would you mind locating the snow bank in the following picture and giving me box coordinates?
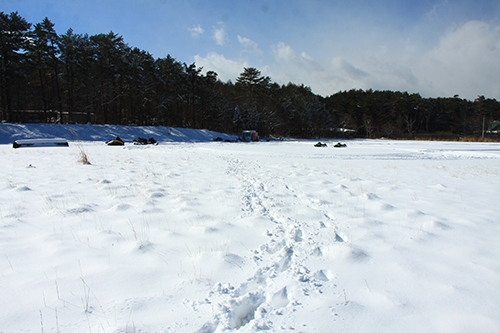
[0,123,236,144]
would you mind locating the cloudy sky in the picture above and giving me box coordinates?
[2,0,500,100]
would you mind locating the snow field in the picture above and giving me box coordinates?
[1,139,499,332]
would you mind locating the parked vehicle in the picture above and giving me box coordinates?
[241,130,259,142]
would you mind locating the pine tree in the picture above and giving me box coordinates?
[0,12,31,121]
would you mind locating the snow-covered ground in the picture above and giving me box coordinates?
[1,124,499,333]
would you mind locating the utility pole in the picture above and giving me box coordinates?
[482,115,485,139]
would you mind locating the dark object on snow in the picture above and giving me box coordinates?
[214,136,238,142]
[314,142,327,147]
[106,136,125,146]
[334,142,347,148]
[133,137,158,145]
[13,138,69,149]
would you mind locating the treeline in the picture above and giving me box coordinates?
[1,12,499,138]
[325,90,500,139]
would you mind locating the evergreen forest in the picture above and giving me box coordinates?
[2,12,499,139]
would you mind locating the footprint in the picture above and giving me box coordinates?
[269,287,289,309]
[276,247,293,272]
[113,203,131,211]
[150,192,165,199]
[225,291,266,329]
[291,228,303,242]
[311,247,323,256]
[380,203,396,211]
[66,204,95,214]
[16,185,32,192]
[363,192,379,200]
[314,269,334,281]
[224,253,245,268]
[422,220,452,231]
[349,247,369,262]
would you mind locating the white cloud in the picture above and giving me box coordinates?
[417,20,500,99]
[196,39,405,96]
[188,24,204,37]
[237,35,262,55]
[194,52,248,82]
[269,42,345,94]
[315,20,500,99]
[272,42,319,68]
[277,20,500,99]
[266,42,418,96]
[300,52,313,61]
[272,42,295,62]
[196,20,500,100]
[425,0,447,21]
[213,26,227,46]
[331,57,369,81]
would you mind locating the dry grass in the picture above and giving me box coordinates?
[78,146,91,165]
[458,136,499,142]
[407,135,499,142]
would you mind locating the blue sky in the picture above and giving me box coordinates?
[2,0,500,100]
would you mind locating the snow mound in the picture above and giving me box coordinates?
[0,123,236,144]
